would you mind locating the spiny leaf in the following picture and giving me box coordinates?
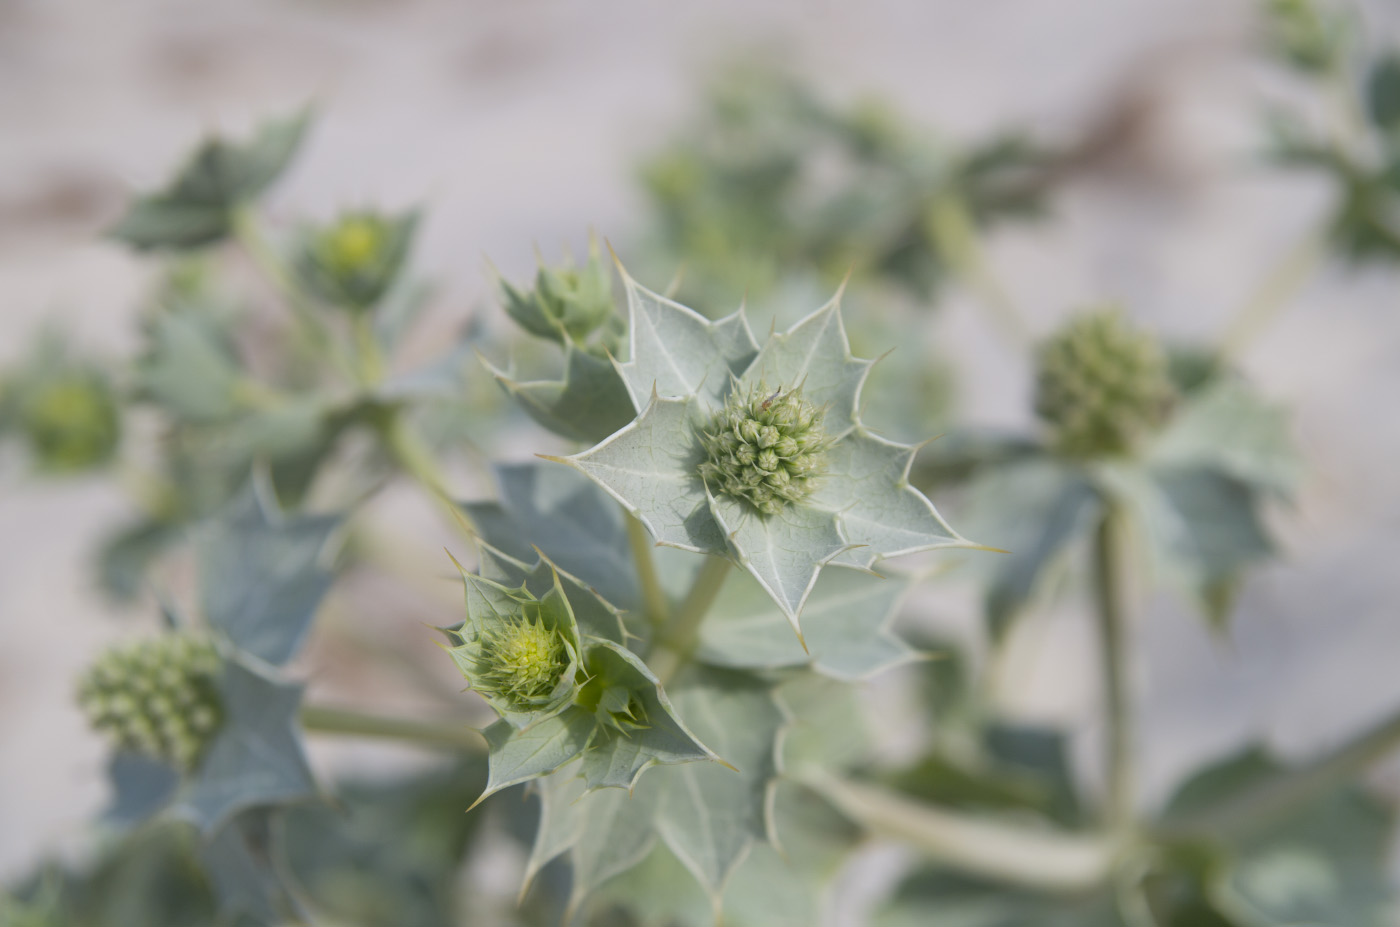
[478,709,599,803]
[653,669,786,899]
[1148,379,1303,496]
[1161,746,1396,926]
[614,271,758,411]
[199,810,298,925]
[960,459,1102,644]
[575,640,720,791]
[136,302,244,422]
[698,566,916,680]
[486,345,635,444]
[707,490,847,626]
[558,395,726,554]
[817,428,972,569]
[110,110,311,251]
[195,483,342,666]
[1102,463,1273,633]
[741,294,872,438]
[171,656,317,835]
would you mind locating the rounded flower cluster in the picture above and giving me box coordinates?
[22,374,121,472]
[297,211,409,311]
[77,634,223,773]
[1034,309,1176,458]
[501,253,622,355]
[698,384,831,515]
[477,611,574,710]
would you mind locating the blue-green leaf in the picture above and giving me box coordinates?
[576,640,719,790]
[486,345,634,444]
[654,670,786,898]
[196,484,342,666]
[479,709,599,802]
[962,459,1101,643]
[698,566,916,680]
[741,295,872,438]
[172,656,317,834]
[560,395,726,554]
[614,271,758,411]
[110,110,311,251]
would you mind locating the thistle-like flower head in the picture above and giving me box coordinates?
[446,570,583,728]
[295,209,417,311]
[1034,308,1176,459]
[21,372,121,472]
[697,383,832,515]
[501,244,623,355]
[77,634,223,773]
[551,266,982,637]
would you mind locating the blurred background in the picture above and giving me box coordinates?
[4,0,1400,919]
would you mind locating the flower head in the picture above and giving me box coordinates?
[697,383,831,515]
[77,634,223,772]
[1034,308,1175,458]
[553,267,982,637]
[501,244,622,355]
[295,210,417,311]
[21,372,121,472]
[446,571,583,727]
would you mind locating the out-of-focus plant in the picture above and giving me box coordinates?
[635,63,1052,312]
[6,25,1400,927]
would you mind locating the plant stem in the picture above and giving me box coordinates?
[926,194,1028,347]
[1220,231,1325,359]
[299,704,482,751]
[625,512,669,631]
[351,314,386,387]
[650,555,731,684]
[1094,501,1134,838]
[800,772,1114,893]
[1164,703,1400,839]
[375,408,476,542]
[230,207,357,383]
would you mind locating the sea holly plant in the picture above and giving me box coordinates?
[14,48,1400,927]
[551,267,984,636]
[927,307,1303,641]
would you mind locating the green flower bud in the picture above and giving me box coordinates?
[446,580,582,725]
[501,245,622,355]
[697,384,832,515]
[20,372,120,472]
[1034,309,1176,459]
[1266,0,1346,74]
[295,210,417,312]
[76,634,223,773]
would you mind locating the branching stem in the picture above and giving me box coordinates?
[650,555,731,684]
[1163,703,1400,839]
[625,512,670,632]
[1220,230,1325,359]
[299,704,482,751]
[926,194,1028,346]
[1094,501,1134,838]
[230,207,358,383]
[800,772,1114,893]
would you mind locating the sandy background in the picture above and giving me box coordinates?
[3,0,1400,907]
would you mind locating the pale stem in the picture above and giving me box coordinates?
[1094,501,1135,837]
[299,704,482,751]
[1163,702,1400,839]
[230,207,358,383]
[1220,231,1325,359]
[351,313,386,388]
[650,554,731,684]
[800,772,1114,894]
[926,194,1029,346]
[624,512,669,631]
[376,409,477,543]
